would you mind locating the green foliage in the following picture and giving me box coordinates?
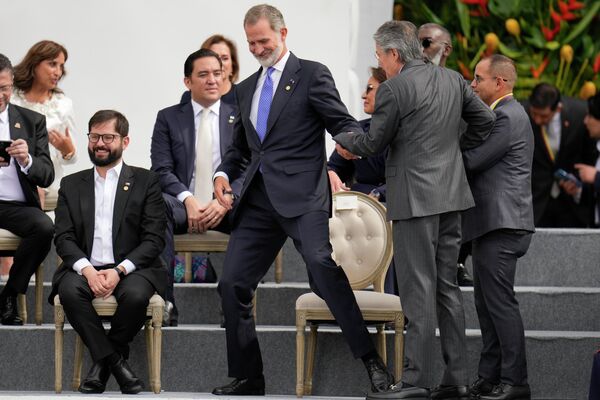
[394,0,600,98]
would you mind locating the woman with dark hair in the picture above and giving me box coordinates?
[12,40,77,195]
[327,67,388,199]
[574,93,600,226]
[1,40,77,281]
[181,34,240,105]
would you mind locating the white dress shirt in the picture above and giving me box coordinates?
[0,104,33,202]
[11,90,78,192]
[214,50,291,183]
[72,161,135,274]
[250,50,291,129]
[177,99,222,203]
[546,111,562,156]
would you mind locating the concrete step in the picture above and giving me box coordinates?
[15,283,600,332]
[0,324,594,399]
[28,228,600,287]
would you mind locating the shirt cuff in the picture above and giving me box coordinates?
[19,153,33,174]
[73,258,92,275]
[213,171,229,181]
[119,259,136,274]
[177,191,194,203]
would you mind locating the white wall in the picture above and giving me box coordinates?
[1,0,391,175]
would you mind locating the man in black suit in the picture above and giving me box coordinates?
[464,55,535,400]
[525,83,597,227]
[0,53,54,325]
[150,49,242,325]
[212,4,393,396]
[49,110,167,394]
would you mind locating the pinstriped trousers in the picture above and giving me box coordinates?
[392,211,468,389]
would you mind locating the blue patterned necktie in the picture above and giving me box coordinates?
[256,67,275,142]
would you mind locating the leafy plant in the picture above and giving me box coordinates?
[394,0,600,99]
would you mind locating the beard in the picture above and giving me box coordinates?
[254,42,283,68]
[429,47,445,66]
[88,145,123,167]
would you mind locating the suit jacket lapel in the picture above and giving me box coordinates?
[178,102,196,186]
[112,164,134,242]
[241,70,261,146]
[79,169,95,255]
[265,53,301,141]
[8,105,26,141]
[219,102,236,156]
[8,105,27,176]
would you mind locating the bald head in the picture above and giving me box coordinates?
[418,23,452,66]
[487,54,517,89]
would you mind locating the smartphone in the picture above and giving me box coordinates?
[554,168,582,187]
[0,140,11,167]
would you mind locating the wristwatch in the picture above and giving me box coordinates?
[114,267,126,279]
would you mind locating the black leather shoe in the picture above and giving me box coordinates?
[480,383,531,400]
[364,354,395,392]
[109,356,144,394]
[0,295,23,325]
[367,382,430,399]
[431,384,469,399]
[212,376,265,395]
[470,377,497,398]
[78,359,110,394]
[457,264,474,286]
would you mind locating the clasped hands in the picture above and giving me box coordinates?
[184,195,228,234]
[82,266,121,299]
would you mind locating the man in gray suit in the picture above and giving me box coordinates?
[463,55,534,400]
[335,21,495,399]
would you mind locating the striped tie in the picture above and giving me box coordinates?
[256,67,275,142]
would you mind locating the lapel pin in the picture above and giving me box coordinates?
[14,123,20,129]
[228,115,235,124]
[286,79,295,91]
[123,182,131,191]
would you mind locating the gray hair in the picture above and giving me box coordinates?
[244,4,286,31]
[374,21,422,63]
[418,23,451,43]
[0,54,13,75]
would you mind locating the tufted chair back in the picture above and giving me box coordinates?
[329,191,393,292]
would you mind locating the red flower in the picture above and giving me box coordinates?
[568,0,585,10]
[594,54,600,74]
[531,57,550,79]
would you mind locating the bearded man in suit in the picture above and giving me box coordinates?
[50,110,166,394]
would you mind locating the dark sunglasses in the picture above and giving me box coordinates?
[422,37,449,49]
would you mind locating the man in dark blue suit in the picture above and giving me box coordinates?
[212,4,393,396]
[150,49,241,325]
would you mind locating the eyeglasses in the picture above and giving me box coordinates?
[421,37,449,49]
[472,75,509,85]
[0,84,13,94]
[365,84,375,95]
[87,133,122,143]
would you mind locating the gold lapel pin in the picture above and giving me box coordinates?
[123,182,131,191]
[285,85,291,91]
[14,123,20,129]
